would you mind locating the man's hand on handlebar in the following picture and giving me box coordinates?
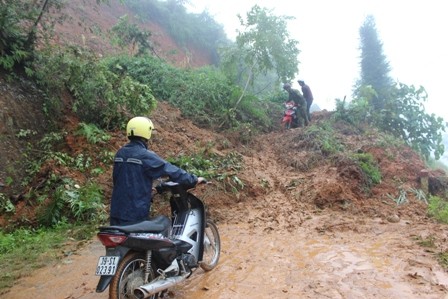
[197,177,207,185]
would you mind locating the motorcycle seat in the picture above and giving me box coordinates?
[101,215,171,236]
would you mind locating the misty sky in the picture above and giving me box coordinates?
[186,0,448,122]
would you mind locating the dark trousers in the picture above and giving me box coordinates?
[306,100,312,121]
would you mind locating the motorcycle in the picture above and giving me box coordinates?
[95,180,221,299]
[281,101,297,130]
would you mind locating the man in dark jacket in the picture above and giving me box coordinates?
[109,116,204,225]
[283,83,309,127]
[298,80,314,121]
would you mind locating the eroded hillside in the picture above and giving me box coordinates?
[3,102,448,299]
[1,1,448,297]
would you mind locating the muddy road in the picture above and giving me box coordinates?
[4,213,448,299]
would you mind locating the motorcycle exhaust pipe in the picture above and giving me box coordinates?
[134,274,188,299]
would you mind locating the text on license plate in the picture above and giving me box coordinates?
[95,256,119,276]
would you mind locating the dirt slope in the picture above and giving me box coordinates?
[2,1,448,298]
[53,0,212,68]
[3,103,448,299]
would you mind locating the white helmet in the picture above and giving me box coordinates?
[126,117,154,140]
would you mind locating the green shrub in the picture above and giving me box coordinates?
[103,55,273,131]
[37,178,106,227]
[333,96,371,126]
[75,122,111,144]
[0,193,15,214]
[353,153,382,186]
[335,83,446,161]
[299,122,344,156]
[167,150,245,192]
[33,46,157,129]
[438,251,448,269]
[428,196,448,224]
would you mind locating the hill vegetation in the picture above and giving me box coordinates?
[0,0,448,294]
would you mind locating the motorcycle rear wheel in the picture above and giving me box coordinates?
[200,219,221,271]
[109,251,159,299]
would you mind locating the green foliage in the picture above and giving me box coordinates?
[126,0,227,65]
[15,129,38,138]
[409,187,428,204]
[428,196,448,224]
[376,131,406,149]
[168,151,244,179]
[300,122,344,156]
[0,226,63,257]
[387,188,427,206]
[219,5,299,115]
[352,153,382,187]
[350,15,446,161]
[103,55,273,131]
[20,128,114,188]
[356,15,394,108]
[37,178,106,227]
[0,1,34,70]
[0,193,15,214]
[167,150,245,192]
[0,222,96,291]
[38,131,66,151]
[4,177,13,186]
[234,5,300,82]
[336,83,446,161]
[333,91,372,126]
[32,46,157,129]
[75,122,111,144]
[438,251,448,269]
[0,0,66,71]
[387,188,408,205]
[111,14,153,56]
[383,83,445,160]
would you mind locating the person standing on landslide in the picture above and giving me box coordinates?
[109,116,205,226]
[298,80,314,121]
[283,83,309,127]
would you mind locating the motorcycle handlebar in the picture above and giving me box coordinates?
[154,178,208,194]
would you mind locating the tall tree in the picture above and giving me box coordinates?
[343,14,446,161]
[220,5,300,110]
[111,15,154,57]
[357,15,394,109]
[0,0,111,71]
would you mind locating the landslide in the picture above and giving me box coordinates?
[1,1,448,297]
[1,0,447,258]
[3,102,448,299]
[1,0,447,252]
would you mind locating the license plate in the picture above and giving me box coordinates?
[95,256,120,276]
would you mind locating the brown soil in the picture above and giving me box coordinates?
[1,1,448,298]
[3,103,448,299]
[52,0,212,68]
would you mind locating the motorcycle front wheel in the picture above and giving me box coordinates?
[109,251,159,299]
[200,219,221,271]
